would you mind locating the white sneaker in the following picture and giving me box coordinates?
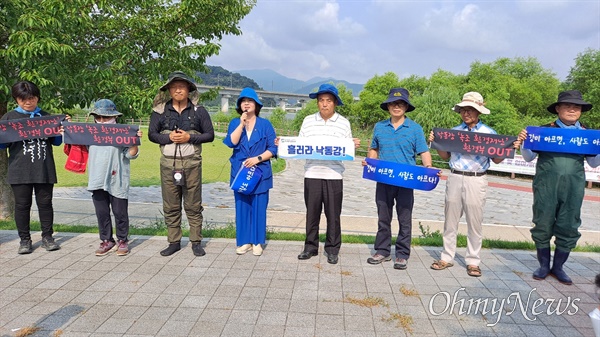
[236,244,252,255]
[252,244,263,256]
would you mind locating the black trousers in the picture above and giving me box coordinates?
[11,183,54,241]
[92,190,130,242]
[374,183,414,259]
[303,178,343,255]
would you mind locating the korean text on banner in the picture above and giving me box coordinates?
[362,158,440,191]
[430,127,517,159]
[523,126,600,155]
[63,122,140,146]
[0,115,64,143]
[230,166,263,195]
[278,136,355,160]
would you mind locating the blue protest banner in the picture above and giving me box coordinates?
[362,158,440,191]
[523,126,600,155]
[230,166,263,195]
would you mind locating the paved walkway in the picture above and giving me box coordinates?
[1,158,599,336]
[1,232,599,337]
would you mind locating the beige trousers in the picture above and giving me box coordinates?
[440,173,487,266]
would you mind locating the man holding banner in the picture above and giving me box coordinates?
[295,84,359,265]
[517,90,600,285]
[429,92,513,277]
[365,87,433,270]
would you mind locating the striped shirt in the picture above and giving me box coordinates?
[299,112,353,179]
[448,121,496,172]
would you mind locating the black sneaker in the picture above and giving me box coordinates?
[18,239,32,254]
[327,253,339,264]
[192,242,205,257]
[394,258,408,270]
[160,242,181,256]
[41,236,60,251]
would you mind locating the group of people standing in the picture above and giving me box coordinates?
[2,71,597,286]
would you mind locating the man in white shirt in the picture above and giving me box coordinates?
[296,84,359,264]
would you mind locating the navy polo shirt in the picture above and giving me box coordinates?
[370,117,429,165]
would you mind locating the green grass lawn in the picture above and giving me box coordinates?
[55,126,286,187]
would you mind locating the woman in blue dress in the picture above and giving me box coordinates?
[224,88,277,256]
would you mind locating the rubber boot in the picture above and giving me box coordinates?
[550,249,573,285]
[532,247,551,280]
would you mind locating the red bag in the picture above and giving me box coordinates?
[63,144,89,173]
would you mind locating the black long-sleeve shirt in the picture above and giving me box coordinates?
[148,99,214,145]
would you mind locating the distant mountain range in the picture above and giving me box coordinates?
[235,68,364,96]
[199,66,364,97]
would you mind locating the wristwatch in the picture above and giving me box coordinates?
[257,155,263,162]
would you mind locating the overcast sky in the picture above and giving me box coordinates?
[207,0,600,85]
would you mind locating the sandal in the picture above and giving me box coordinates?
[431,260,454,270]
[467,265,482,277]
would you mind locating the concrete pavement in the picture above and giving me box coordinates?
[1,158,599,336]
[1,231,599,337]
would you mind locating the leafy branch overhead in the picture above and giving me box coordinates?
[0,0,256,118]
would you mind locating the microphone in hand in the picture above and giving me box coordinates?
[243,110,248,126]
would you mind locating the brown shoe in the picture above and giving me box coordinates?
[116,240,129,256]
[96,240,115,256]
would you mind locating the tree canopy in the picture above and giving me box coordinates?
[0,0,255,219]
[1,0,256,118]
[289,52,599,138]
[564,49,600,127]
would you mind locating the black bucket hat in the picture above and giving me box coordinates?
[547,90,592,113]
[380,87,415,112]
[159,71,198,92]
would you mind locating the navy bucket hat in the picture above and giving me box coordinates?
[308,84,344,106]
[236,87,263,109]
[88,99,123,117]
[547,90,592,114]
[380,87,415,112]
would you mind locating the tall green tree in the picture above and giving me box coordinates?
[409,86,462,135]
[0,0,255,219]
[466,57,559,121]
[405,69,466,134]
[291,82,355,131]
[564,48,600,128]
[353,72,402,128]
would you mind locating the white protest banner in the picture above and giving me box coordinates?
[278,136,355,160]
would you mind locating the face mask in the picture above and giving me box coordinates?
[95,117,117,124]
